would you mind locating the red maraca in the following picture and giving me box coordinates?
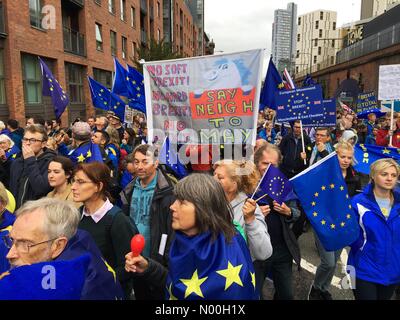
[130,234,145,257]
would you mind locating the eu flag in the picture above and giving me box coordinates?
[302,74,316,87]
[127,65,146,114]
[5,145,20,162]
[276,85,324,123]
[112,58,130,97]
[259,57,285,111]
[166,231,258,300]
[159,137,188,179]
[88,76,126,122]
[252,164,293,204]
[0,254,90,300]
[301,99,337,128]
[290,152,360,251]
[39,58,69,119]
[68,141,103,164]
[354,144,400,175]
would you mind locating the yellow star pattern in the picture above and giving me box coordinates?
[313,212,318,217]
[321,186,326,191]
[77,153,86,163]
[382,148,391,155]
[346,214,351,219]
[314,192,319,197]
[103,259,116,282]
[250,272,256,289]
[321,220,326,225]
[341,222,346,227]
[311,201,316,206]
[167,283,177,300]
[330,184,335,189]
[86,150,92,158]
[340,186,344,191]
[216,261,244,291]
[330,224,336,229]
[180,270,208,299]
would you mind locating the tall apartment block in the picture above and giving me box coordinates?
[271,2,297,74]
[295,10,339,77]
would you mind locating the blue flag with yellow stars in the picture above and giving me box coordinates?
[166,231,259,300]
[159,137,188,179]
[68,141,103,164]
[253,164,293,205]
[127,65,146,114]
[354,144,400,175]
[5,145,20,162]
[39,58,69,119]
[259,57,285,111]
[276,85,324,123]
[112,58,131,97]
[290,152,360,251]
[302,74,316,87]
[88,76,126,122]
[0,254,90,300]
[301,99,337,128]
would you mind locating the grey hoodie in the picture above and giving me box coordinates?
[230,192,273,261]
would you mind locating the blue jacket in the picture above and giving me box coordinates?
[347,184,400,286]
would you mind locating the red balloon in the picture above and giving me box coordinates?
[131,234,145,257]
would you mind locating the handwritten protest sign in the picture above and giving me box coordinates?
[143,50,264,145]
[378,65,400,100]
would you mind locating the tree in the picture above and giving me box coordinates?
[132,38,183,73]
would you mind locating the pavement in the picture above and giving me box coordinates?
[262,228,399,300]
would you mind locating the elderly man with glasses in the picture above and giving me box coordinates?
[2,198,123,299]
[9,124,56,209]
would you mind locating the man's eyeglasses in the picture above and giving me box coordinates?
[22,138,43,144]
[3,235,58,254]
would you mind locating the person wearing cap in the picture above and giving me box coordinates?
[107,112,125,143]
[9,124,56,209]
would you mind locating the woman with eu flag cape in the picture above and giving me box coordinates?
[125,174,259,300]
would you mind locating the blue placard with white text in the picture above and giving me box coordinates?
[275,85,324,123]
[302,99,337,127]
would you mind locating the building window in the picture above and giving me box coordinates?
[320,11,324,20]
[122,36,127,59]
[108,0,115,14]
[318,47,321,55]
[0,50,5,104]
[110,31,117,56]
[333,22,336,30]
[296,66,299,73]
[66,63,84,104]
[131,42,136,59]
[95,23,103,51]
[120,0,126,21]
[314,39,318,46]
[330,56,334,65]
[93,68,112,89]
[313,56,317,64]
[29,0,42,29]
[319,29,323,37]
[22,54,42,104]
[315,21,319,29]
[157,2,160,17]
[131,7,136,28]
[297,34,300,42]
[332,39,335,48]
[298,17,301,25]
[296,50,299,58]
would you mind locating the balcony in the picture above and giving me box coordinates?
[140,0,147,15]
[141,29,147,46]
[0,4,6,37]
[66,0,84,8]
[63,26,86,56]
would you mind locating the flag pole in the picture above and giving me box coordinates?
[389,100,394,147]
[300,120,307,165]
[250,163,271,199]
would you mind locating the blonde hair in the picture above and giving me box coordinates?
[0,181,9,207]
[370,158,400,184]
[0,134,14,148]
[213,160,260,194]
[335,140,355,166]
[105,126,121,146]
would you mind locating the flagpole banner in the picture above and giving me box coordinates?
[356,92,377,113]
[275,85,324,123]
[143,49,264,145]
[354,144,400,175]
[301,99,337,128]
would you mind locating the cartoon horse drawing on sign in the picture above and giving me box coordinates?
[194,58,252,96]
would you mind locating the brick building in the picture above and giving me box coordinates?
[0,0,202,125]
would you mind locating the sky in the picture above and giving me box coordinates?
[204,0,361,57]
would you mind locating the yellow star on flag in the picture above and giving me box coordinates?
[311,201,316,206]
[12,154,17,159]
[341,222,346,227]
[321,186,326,191]
[321,220,326,225]
[86,150,92,158]
[340,186,345,191]
[314,192,319,197]
[216,261,243,291]
[313,212,318,217]
[346,214,351,219]
[330,224,336,229]
[103,259,116,282]
[382,148,391,155]
[330,184,335,189]
[250,272,256,289]
[77,153,86,163]
[167,283,177,300]
[180,270,208,299]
